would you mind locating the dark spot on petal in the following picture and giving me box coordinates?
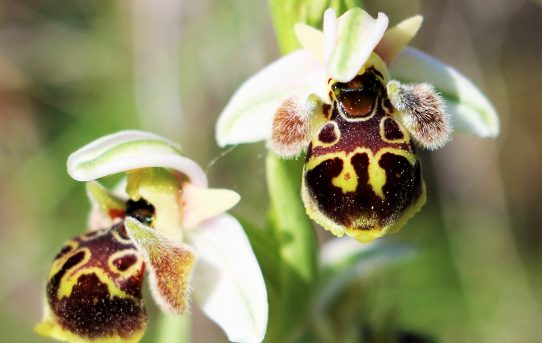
[113,254,138,272]
[383,117,404,141]
[83,231,100,239]
[318,123,338,144]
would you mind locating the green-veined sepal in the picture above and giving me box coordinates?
[390,47,499,138]
[216,50,327,147]
[326,8,389,82]
[67,130,208,188]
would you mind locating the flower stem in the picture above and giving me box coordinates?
[265,155,318,342]
[156,314,191,343]
[268,0,364,53]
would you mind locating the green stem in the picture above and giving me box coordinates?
[265,1,365,341]
[268,0,365,54]
[268,0,303,53]
[265,155,318,342]
[156,314,191,343]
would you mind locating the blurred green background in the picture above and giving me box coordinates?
[1,0,540,342]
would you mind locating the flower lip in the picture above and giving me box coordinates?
[67,130,208,188]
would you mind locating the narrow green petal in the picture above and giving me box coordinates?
[327,8,389,82]
[390,47,499,137]
[86,181,126,220]
[375,15,423,64]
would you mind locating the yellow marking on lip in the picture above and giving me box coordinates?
[332,156,358,192]
[302,170,427,245]
[112,229,133,244]
[58,265,137,302]
[79,230,108,242]
[305,146,417,199]
[35,310,145,343]
[50,246,138,302]
[47,244,87,280]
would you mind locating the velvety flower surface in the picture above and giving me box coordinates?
[215,8,498,243]
[36,130,268,343]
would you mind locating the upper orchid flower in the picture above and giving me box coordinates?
[35,130,268,343]
[216,8,499,243]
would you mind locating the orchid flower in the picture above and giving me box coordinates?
[35,130,268,343]
[216,8,499,243]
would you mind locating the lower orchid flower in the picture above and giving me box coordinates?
[216,8,499,243]
[35,130,268,343]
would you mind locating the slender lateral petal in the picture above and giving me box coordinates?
[181,183,240,229]
[189,214,268,343]
[390,47,499,137]
[375,15,423,64]
[327,8,389,82]
[216,50,328,147]
[125,217,196,315]
[86,181,126,230]
[68,130,208,188]
[294,23,325,64]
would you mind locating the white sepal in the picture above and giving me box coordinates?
[189,214,268,343]
[67,130,208,187]
[216,50,327,147]
[390,47,499,137]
